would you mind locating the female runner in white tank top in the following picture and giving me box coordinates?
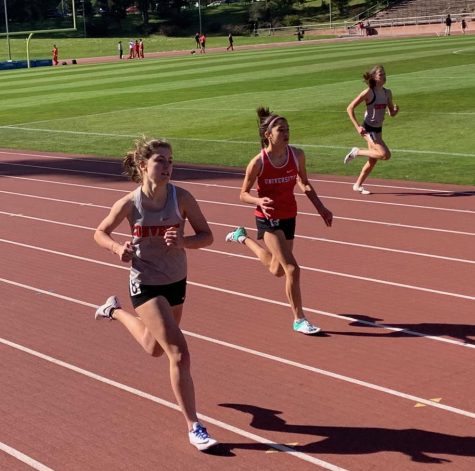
[94,137,217,451]
[344,65,399,195]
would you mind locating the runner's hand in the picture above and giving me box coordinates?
[164,227,184,248]
[117,241,135,262]
[259,197,274,218]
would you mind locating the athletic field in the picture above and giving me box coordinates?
[1,34,474,185]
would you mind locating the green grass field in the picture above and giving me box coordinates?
[1,34,474,185]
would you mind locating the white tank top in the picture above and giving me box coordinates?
[128,184,187,285]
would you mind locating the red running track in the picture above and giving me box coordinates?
[0,149,474,471]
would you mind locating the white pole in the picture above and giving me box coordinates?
[3,0,12,60]
[329,1,332,30]
[198,0,202,34]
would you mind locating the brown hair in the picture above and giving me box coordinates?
[256,106,287,147]
[122,136,172,183]
[363,65,385,89]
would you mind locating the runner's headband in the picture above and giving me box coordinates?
[266,116,285,132]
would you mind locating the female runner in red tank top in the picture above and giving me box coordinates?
[226,107,333,335]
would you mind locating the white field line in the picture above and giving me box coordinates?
[0,443,55,471]
[1,203,472,265]
[0,236,473,350]
[1,184,473,236]
[2,126,475,158]
[0,209,474,299]
[2,172,473,216]
[0,151,475,195]
[0,337,345,470]
[1,278,474,420]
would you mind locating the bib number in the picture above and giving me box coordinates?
[129,279,141,296]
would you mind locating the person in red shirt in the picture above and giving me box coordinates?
[52,44,59,66]
[135,39,140,59]
[226,107,333,335]
[139,38,144,58]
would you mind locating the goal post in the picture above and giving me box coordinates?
[0,0,77,67]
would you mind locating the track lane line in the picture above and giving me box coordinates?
[1,277,474,418]
[1,166,474,215]
[1,149,473,194]
[1,187,473,236]
[0,233,473,349]
[0,443,55,471]
[0,336,347,470]
[0,211,473,300]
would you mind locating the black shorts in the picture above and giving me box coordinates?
[363,121,382,133]
[256,216,296,240]
[130,278,187,309]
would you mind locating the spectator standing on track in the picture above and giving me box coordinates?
[94,137,218,451]
[135,39,140,59]
[445,14,452,36]
[52,44,59,66]
[461,18,467,34]
[225,107,333,335]
[194,32,200,49]
[226,32,234,51]
[199,33,206,53]
[128,40,135,59]
[139,39,144,58]
[118,41,123,59]
[344,65,399,195]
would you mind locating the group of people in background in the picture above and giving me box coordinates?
[444,14,468,36]
[194,32,207,53]
[117,39,144,59]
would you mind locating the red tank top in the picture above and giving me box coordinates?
[254,146,299,219]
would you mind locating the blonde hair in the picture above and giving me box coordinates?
[363,65,385,89]
[122,136,172,183]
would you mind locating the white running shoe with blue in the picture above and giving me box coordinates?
[188,422,218,451]
[293,318,321,335]
[225,226,247,244]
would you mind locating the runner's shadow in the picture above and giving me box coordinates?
[375,190,475,198]
[327,314,475,346]
[0,157,244,182]
[219,403,475,463]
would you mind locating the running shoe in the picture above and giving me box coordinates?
[353,184,371,195]
[188,422,218,451]
[344,147,359,164]
[95,296,120,320]
[225,226,247,244]
[293,318,321,335]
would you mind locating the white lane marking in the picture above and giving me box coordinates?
[0,237,473,350]
[1,187,474,236]
[1,208,474,299]
[5,207,474,265]
[2,172,473,215]
[1,126,475,158]
[0,337,345,470]
[1,149,474,194]
[200,247,475,301]
[1,279,474,420]
[0,443,55,471]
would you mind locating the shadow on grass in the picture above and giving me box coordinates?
[217,403,474,463]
